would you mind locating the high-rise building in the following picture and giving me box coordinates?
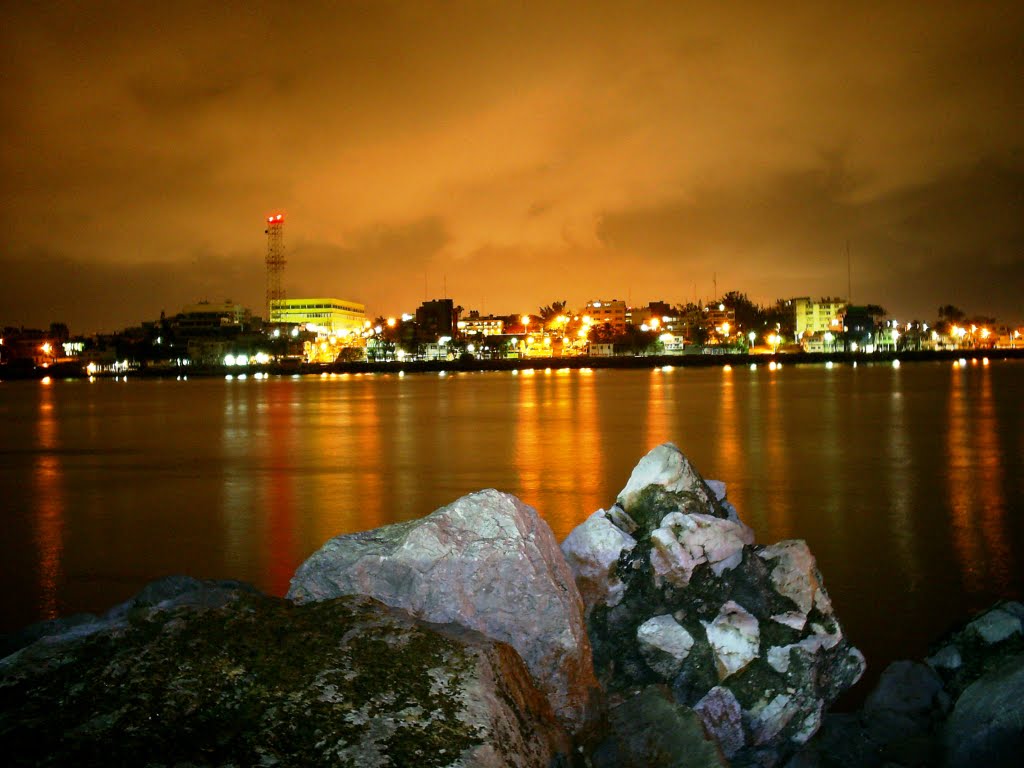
[793,297,846,337]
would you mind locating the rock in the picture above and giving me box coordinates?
[651,513,754,587]
[702,601,760,680]
[694,686,745,759]
[637,614,696,678]
[945,653,1024,768]
[591,685,727,768]
[758,541,831,616]
[568,444,865,766]
[924,600,1024,700]
[926,644,962,671]
[706,479,744,525]
[861,660,944,746]
[617,444,720,516]
[562,509,637,614]
[288,488,598,734]
[1,576,262,662]
[0,589,571,768]
[967,607,1023,644]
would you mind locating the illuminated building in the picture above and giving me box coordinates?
[583,299,627,333]
[794,297,846,338]
[457,312,504,338]
[270,298,366,334]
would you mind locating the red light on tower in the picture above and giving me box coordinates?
[265,212,286,319]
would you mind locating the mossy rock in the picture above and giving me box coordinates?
[0,592,569,768]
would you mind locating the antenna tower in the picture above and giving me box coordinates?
[265,213,286,320]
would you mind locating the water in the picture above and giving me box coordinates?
[2,361,1022,696]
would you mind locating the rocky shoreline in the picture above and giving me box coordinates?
[2,444,1021,766]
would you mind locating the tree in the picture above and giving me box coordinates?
[588,323,617,344]
[938,305,965,324]
[721,291,759,333]
[538,301,567,322]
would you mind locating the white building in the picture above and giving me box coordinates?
[794,297,846,339]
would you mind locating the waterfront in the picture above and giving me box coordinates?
[2,361,1022,695]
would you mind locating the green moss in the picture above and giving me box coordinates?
[624,486,715,534]
[1,595,485,767]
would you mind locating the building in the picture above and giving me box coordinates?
[702,303,736,343]
[457,312,504,338]
[270,298,366,335]
[416,299,458,342]
[175,300,251,336]
[583,299,627,334]
[794,297,846,339]
[629,301,678,330]
[840,305,876,349]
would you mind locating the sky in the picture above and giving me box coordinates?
[1,0,1022,333]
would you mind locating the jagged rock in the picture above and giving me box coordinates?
[0,588,570,768]
[288,488,598,734]
[945,653,1024,768]
[637,614,696,678]
[694,686,745,759]
[926,600,1024,700]
[565,444,865,766]
[562,509,637,614]
[651,513,754,587]
[591,685,727,768]
[706,478,744,525]
[703,601,760,680]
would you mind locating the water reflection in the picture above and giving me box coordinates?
[266,382,298,596]
[513,371,604,538]
[763,367,789,536]
[820,366,841,527]
[948,366,981,591]
[886,379,919,589]
[717,365,742,504]
[646,369,672,447]
[946,365,1009,594]
[977,367,1009,590]
[33,382,64,619]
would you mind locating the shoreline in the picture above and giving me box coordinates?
[2,347,1023,381]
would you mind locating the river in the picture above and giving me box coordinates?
[2,360,1022,694]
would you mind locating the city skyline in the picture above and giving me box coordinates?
[2,1,1022,332]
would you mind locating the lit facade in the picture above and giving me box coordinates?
[703,303,736,335]
[458,314,504,337]
[270,298,366,334]
[794,297,846,338]
[583,299,627,333]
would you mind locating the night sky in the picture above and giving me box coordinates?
[2,1,1022,333]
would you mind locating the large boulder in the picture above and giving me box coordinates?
[0,582,570,768]
[945,653,1024,768]
[288,488,599,734]
[791,601,1024,768]
[562,444,865,766]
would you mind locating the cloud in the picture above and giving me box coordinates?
[1,1,1021,330]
